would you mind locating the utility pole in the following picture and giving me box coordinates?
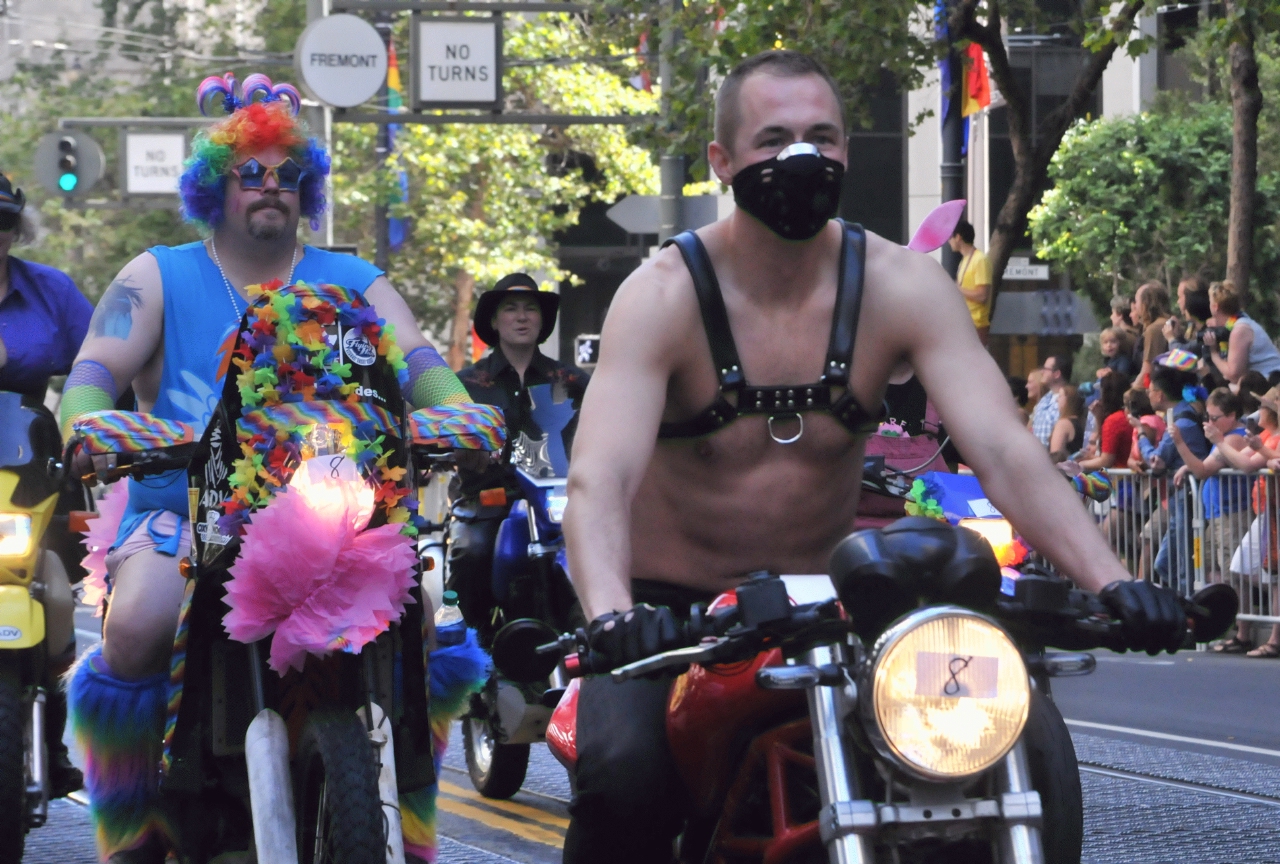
[305,0,335,248]
[657,0,682,243]
[374,10,393,270]
[940,3,965,277]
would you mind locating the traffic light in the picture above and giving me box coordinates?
[34,130,104,198]
[56,137,79,193]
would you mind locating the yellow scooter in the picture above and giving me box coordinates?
[0,391,79,863]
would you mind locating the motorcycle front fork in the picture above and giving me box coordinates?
[805,645,1045,864]
[27,688,48,828]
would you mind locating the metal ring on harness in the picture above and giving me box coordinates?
[767,413,804,445]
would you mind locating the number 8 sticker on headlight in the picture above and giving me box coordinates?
[915,652,999,699]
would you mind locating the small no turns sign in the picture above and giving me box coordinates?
[295,14,387,108]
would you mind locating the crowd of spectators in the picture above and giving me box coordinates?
[1008,277,1280,657]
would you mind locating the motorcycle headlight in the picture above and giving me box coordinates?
[865,606,1029,781]
[545,486,568,523]
[0,513,32,557]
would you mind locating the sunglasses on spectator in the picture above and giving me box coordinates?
[1206,412,1227,422]
[232,157,306,192]
[0,210,20,232]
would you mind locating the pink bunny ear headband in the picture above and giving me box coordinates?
[197,72,302,118]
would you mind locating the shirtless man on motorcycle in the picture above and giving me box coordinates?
[58,77,471,863]
[562,50,1186,863]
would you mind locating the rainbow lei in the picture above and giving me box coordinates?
[904,478,945,521]
[222,280,422,537]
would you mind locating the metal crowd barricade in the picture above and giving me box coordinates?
[1205,470,1280,633]
[1091,468,1280,635]
[1089,469,1202,594]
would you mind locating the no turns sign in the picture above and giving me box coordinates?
[412,17,502,110]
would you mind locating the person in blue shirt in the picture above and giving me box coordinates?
[1138,353,1210,593]
[59,76,475,864]
[0,174,92,398]
[0,172,91,799]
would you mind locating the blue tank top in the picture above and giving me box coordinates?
[115,242,384,553]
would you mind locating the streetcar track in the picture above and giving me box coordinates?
[1078,764,1280,808]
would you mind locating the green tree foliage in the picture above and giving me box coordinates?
[581,0,936,171]
[334,14,658,362]
[1028,103,1280,332]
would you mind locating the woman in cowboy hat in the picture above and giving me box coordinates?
[451,274,590,631]
[460,272,589,445]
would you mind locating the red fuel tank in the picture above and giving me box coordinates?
[665,593,806,816]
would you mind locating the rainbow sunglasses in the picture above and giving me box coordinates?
[232,157,307,192]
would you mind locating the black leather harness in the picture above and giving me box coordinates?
[657,219,885,441]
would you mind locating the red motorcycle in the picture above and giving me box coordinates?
[536,517,1237,864]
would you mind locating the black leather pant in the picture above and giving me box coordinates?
[562,581,714,864]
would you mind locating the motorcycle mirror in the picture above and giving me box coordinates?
[1187,583,1239,643]
[828,528,918,641]
[491,618,562,683]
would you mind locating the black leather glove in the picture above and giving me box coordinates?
[1099,580,1186,656]
[585,604,685,673]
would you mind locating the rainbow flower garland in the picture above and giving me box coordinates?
[221,280,425,538]
[904,478,945,521]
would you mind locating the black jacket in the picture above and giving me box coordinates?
[456,347,590,492]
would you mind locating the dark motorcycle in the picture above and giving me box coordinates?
[540,518,1237,864]
[438,382,581,798]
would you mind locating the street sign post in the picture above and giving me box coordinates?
[411,16,502,110]
[1002,256,1050,281]
[34,130,105,197]
[123,132,185,196]
[606,194,728,235]
[295,13,388,108]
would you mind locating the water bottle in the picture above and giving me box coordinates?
[434,590,466,646]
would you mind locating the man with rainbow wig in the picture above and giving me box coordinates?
[59,74,482,863]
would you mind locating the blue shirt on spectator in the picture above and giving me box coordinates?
[0,257,92,398]
[1138,401,1209,472]
[1202,426,1251,518]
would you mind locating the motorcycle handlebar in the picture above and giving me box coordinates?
[535,600,843,681]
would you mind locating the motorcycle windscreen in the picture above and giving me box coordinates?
[0,391,37,470]
[512,382,576,479]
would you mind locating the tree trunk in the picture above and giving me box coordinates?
[958,0,1143,298]
[1226,0,1262,294]
[446,174,488,371]
[447,269,475,371]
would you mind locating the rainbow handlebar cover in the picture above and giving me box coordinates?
[237,401,399,443]
[409,404,506,452]
[72,411,196,455]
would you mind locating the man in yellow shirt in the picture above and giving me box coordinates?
[948,218,992,344]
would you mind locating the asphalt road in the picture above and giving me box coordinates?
[26,608,1280,864]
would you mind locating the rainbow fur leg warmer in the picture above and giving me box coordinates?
[401,628,490,863]
[404,345,470,410]
[66,645,170,859]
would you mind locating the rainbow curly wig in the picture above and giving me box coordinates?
[180,73,330,229]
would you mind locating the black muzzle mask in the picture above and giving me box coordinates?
[731,143,845,241]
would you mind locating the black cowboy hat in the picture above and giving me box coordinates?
[473,273,559,346]
[0,174,26,215]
